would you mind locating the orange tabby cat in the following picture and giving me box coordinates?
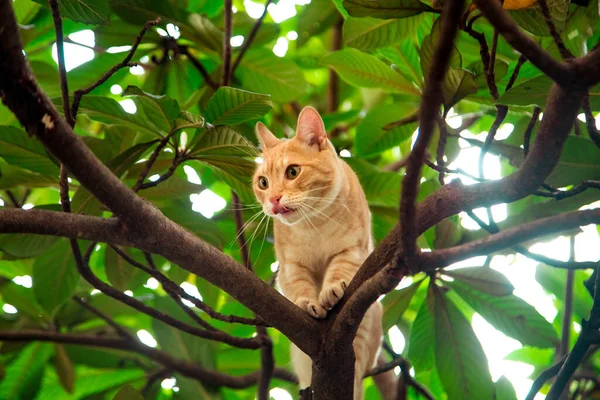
[253,106,382,399]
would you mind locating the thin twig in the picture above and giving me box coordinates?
[71,18,160,120]
[222,0,233,87]
[554,180,600,200]
[523,107,542,157]
[231,0,274,76]
[582,96,600,149]
[537,0,572,60]
[526,355,568,400]
[558,236,576,361]
[505,55,527,93]
[436,115,448,185]
[383,112,419,131]
[48,0,74,127]
[72,296,135,340]
[132,132,178,192]
[327,17,343,113]
[179,46,219,90]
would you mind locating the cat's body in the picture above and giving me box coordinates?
[253,107,382,400]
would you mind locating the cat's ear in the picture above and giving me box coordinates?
[296,106,328,151]
[256,122,280,150]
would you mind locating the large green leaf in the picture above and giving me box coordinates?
[378,40,423,86]
[510,0,571,36]
[190,127,258,158]
[344,15,425,52]
[322,49,420,95]
[33,241,80,315]
[442,266,514,296]
[109,0,221,52]
[407,290,434,371]
[346,159,401,208]
[236,49,308,103]
[354,103,418,157]
[297,0,339,47]
[432,286,495,400]
[536,264,592,321]
[342,0,433,18]
[0,343,53,399]
[0,280,49,321]
[33,0,110,25]
[382,279,423,330]
[0,126,59,176]
[104,246,145,292]
[449,280,559,348]
[0,234,59,259]
[54,344,75,394]
[123,86,181,135]
[495,376,518,400]
[204,87,272,126]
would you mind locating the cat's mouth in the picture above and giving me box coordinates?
[272,205,295,215]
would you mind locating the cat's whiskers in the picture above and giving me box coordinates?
[227,209,264,249]
[298,202,341,226]
[296,205,324,239]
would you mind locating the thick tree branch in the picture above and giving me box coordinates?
[421,208,600,270]
[473,0,572,86]
[0,2,320,355]
[0,330,296,388]
[400,0,465,259]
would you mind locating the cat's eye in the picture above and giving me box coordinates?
[257,176,269,189]
[285,165,301,180]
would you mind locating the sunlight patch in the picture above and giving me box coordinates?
[388,326,405,354]
[137,330,157,347]
[270,387,293,400]
[119,99,137,114]
[183,165,202,185]
[191,189,226,218]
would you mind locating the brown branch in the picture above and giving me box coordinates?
[558,237,576,361]
[132,133,177,192]
[436,116,447,185]
[473,0,572,86]
[547,266,600,398]
[582,95,600,148]
[327,17,343,113]
[424,159,484,182]
[0,330,297,388]
[421,208,600,270]
[222,0,233,87]
[505,55,527,92]
[231,0,274,76]
[48,0,74,127]
[366,356,435,400]
[383,112,419,131]
[72,296,134,340]
[0,3,320,354]
[523,107,541,157]
[554,180,600,200]
[537,0,572,60]
[179,46,219,91]
[526,356,568,400]
[71,18,160,120]
[400,0,465,260]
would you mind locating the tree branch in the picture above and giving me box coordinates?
[473,0,572,86]
[400,0,465,259]
[421,208,600,270]
[537,0,572,60]
[222,0,233,87]
[231,0,274,77]
[0,330,296,389]
[71,18,160,120]
[526,355,568,400]
[72,296,135,341]
[48,0,74,127]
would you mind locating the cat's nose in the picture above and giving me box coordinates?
[269,195,281,205]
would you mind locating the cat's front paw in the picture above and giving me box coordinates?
[295,297,327,319]
[319,280,347,310]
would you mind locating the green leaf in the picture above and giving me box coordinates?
[354,104,418,157]
[432,285,495,400]
[536,265,592,321]
[441,68,478,108]
[72,96,162,137]
[161,200,227,248]
[190,127,258,157]
[236,49,308,103]
[112,384,143,400]
[420,18,462,75]
[344,15,425,52]
[54,344,75,394]
[347,159,401,208]
[72,140,156,215]
[0,343,53,400]
[407,291,434,370]
[33,0,110,25]
[449,280,559,348]
[382,279,423,331]
[510,0,571,36]
[497,75,553,107]
[123,86,181,135]
[204,87,272,126]
[443,266,514,296]
[0,234,59,259]
[342,0,433,18]
[495,376,518,400]
[378,41,423,86]
[104,246,144,292]
[33,241,80,315]
[0,126,59,176]
[0,280,49,321]
[297,0,339,47]
[109,0,221,52]
[322,49,419,95]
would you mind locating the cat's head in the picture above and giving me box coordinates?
[253,107,341,226]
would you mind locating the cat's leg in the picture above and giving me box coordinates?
[352,302,383,400]
[291,344,312,391]
[280,262,327,319]
[319,247,362,309]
